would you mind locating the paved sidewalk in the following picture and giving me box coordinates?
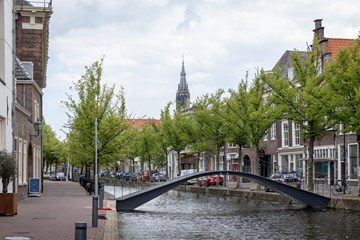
[0,180,117,240]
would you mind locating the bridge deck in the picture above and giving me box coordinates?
[116,171,331,211]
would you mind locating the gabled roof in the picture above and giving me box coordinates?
[128,119,161,129]
[326,38,355,61]
[272,50,306,77]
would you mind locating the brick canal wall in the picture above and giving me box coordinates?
[176,185,360,212]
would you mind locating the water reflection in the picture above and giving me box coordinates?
[105,186,360,240]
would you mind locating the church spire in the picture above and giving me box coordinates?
[176,56,190,110]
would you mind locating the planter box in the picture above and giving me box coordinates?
[0,193,17,216]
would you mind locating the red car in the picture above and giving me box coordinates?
[198,175,224,187]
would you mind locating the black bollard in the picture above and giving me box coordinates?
[75,222,87,240]
[92,196,98,227]
[99,184,104,208]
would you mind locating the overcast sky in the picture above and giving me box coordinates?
[44,0,360,140]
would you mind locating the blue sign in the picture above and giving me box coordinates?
[29,178,41,196]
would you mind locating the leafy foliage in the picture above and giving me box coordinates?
[0,150,16,193]
[63,58,130,175]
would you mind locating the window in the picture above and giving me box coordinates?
[349,144,358,180]
[293,123,300,146]
[228,143,237,148]
[295,154,303,178]
[263,131,268,141]
[315,162,328,178]
[316,59,322,75]
[282,121,289,147]
[0,117,3,149]
[271,123,276,140]
[34,100,40,122]
[23,141,28,184]
[18,139,23,184]
[281,155,289,172]
[288,67,294,80]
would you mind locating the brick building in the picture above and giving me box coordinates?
[257,19,356,186]
[14,0,52,200]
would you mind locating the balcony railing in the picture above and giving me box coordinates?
[16,0,52,9]
[313,147,336,160]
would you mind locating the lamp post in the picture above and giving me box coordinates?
[342,124,346,182]
[92,118,99,228]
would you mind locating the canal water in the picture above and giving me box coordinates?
[105,186,360,240]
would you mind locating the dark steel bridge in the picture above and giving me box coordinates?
[116,171,330,211]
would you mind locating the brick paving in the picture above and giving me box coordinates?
[0,180,117,240]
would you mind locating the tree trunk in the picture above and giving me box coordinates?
[148,158,151,171]
[357,135,360,196]
[165,151,169,179]
[236,145,243,188]
[177,151,181,176]
[2,178,9,193]
[308,135,315,192]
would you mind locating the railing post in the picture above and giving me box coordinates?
[75,222,87,240]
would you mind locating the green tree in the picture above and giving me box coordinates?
[247,71,283,175]
[63,58,129,179]
[324,36,360,193]
[123,127,139,173]
[163,103,193,175]
[42,123,62,174]
[194,89,227,182]
[0,150,16,193]
[264,39,335,191]
[137,124,157,172]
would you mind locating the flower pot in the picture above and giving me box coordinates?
[0,193,17,216]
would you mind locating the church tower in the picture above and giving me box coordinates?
[176,57,191,110]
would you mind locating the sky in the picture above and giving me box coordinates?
[43,0,360,140]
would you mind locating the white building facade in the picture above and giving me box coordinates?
[0,0,15,192]
[0,0,14,152]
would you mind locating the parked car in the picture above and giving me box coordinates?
[122,172,134,181]
[266,171,301,191]
[49,173,56,181]
[179,169,196,185]
[115,171,123,180]
[158,173,166,182]
[56,172,66,181]
[149,173,159,182]
[197,175,223,187]
[142,171,151,182]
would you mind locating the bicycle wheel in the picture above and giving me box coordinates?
[332,184,341,195]
[345,184,352,194]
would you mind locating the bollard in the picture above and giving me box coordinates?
[92,196,98,228]
[75,222,87,240]
[99,185,104,208]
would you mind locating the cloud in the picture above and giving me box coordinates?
[45,0,360,139]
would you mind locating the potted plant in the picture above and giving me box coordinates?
[0,149,17,215]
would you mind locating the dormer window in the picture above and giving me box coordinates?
[288,67,294,80]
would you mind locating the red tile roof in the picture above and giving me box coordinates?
[327,38,355,61]
[128,119,161,129]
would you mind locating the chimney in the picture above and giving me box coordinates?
[314,19,322,29]
[313,19,325,42]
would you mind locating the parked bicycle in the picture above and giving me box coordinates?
[332,177,352,195]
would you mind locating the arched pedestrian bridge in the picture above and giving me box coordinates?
[116,171,330,211]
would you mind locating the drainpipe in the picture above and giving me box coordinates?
[12,0,17,193]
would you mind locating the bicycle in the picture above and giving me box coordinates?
[332,177,352,195]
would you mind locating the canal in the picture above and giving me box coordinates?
[105,185,360,239]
